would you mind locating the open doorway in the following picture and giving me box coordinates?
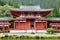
[30,19,34,29]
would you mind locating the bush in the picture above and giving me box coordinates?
[35,36,39,39]
[4,34,9,38]
[47,28,55,34]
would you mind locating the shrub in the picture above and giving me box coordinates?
[1,37,5,39]
[35,36,39,39]
[20,35,25,38]
[31,32,35,34]
[47,28,55,34]
[4,34,9,38]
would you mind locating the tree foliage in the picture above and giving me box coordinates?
[0,4,14,17]
[0,0,6,6]
[47,28,55,34]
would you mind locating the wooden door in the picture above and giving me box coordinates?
[15,22,25,30]
[36,22,46,30]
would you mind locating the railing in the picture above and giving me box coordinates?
[20,16,41,18]
[15,21,26,22]
[35,21,47,22]
[50,23,60,26]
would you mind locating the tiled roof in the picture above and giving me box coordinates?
[0,17,14,21]
[9,5,53,11]
[9,5,53,17]
[20,5,40,11]
[46,18,60,21]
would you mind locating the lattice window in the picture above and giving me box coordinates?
[0,21,9,25]
[4,26,8,30]
[57,27,60,30]
[20,12,25,17]
[35,13,41,17]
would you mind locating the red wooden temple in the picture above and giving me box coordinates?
[0,5,60,33]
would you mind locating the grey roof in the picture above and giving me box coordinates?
[46,18,60,21]
[20,5,41,11]
[9,5,53,11]
[0,17,14,21]
[15,18,26,21]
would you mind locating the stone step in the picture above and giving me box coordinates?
[10,30,46,34]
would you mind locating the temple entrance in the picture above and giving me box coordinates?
[26,19,35,30]
[30,19,34,29]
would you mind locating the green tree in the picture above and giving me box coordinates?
[0,0,6,6]
[0,4,14,17]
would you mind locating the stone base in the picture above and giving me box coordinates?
[10,30,46,34]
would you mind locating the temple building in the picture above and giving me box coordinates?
[0,5,60,33]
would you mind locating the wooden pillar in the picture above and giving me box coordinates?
[14,21,15,30]
[8,26,9,31]
[2,23,5,32]
[34,19,36,30]
[56,23,57,30]
[46,21,47,30]
[42,21,43,30]
[42,20,45,30]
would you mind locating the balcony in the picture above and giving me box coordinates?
[35,21,47,22]
[15,18,26,22]
[19,13,42,18]
[0,22,9,25]
[20,16,41,19]
[15,20,26,22]
[50,23,60,27]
